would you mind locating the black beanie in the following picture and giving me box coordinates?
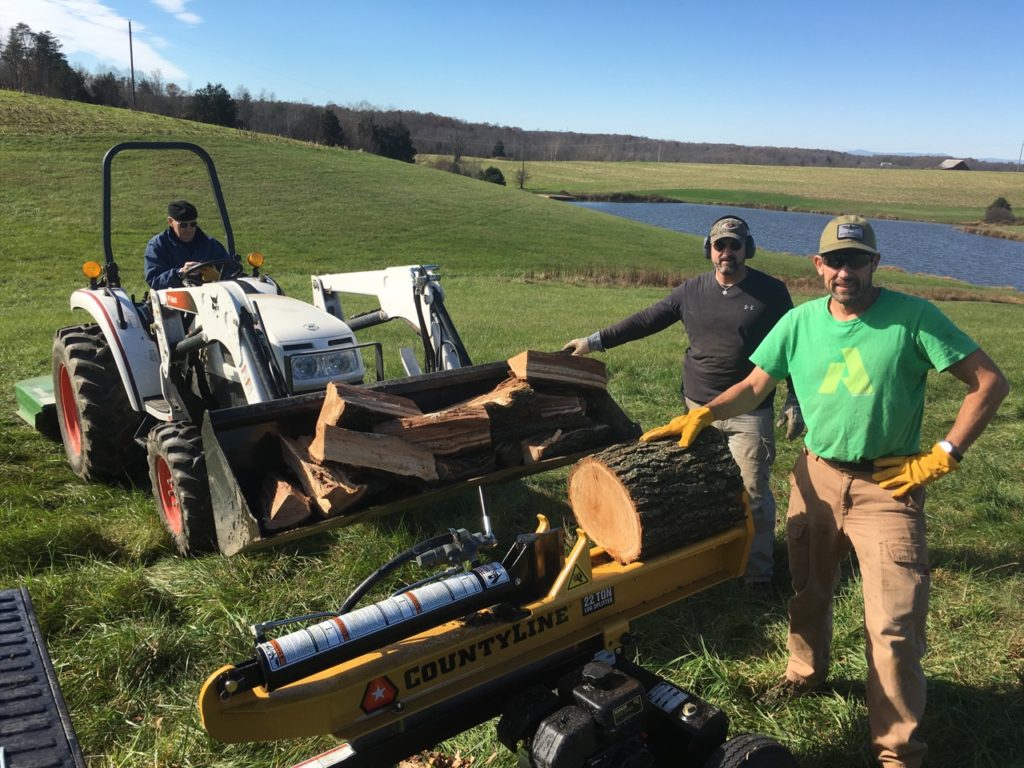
[168,199,198,221]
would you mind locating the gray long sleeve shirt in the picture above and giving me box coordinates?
[596,268,793,409]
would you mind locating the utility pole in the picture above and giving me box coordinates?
[1017,140,1023,172]
[128,20,137,109]
[520,136,526,190]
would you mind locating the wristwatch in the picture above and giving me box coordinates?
[938,440,963,462]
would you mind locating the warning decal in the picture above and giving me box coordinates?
[567,564,590,590]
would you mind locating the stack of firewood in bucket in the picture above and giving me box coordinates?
[258,351,621,532]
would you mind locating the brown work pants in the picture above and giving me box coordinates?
[785,449,929,768]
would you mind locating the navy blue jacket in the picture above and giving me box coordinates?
[144,227,230,289]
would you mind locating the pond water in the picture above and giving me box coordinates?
[573,201,1024,291]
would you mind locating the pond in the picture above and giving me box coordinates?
[573,202,1024,291]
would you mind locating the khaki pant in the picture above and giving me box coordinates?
[687,398,777,583]
[786,449,929,768]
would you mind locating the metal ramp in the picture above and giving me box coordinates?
[0,587,85,767]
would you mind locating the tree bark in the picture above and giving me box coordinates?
[507,350,607,390]
[522,424,611,464]
[568,429,744,564]
[372,405,492,456]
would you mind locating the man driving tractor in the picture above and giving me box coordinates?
[144,199,231,289]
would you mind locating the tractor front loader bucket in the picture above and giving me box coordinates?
[203,362,641,556]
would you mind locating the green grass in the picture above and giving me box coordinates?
[1,90,1022,767]
[433,155,1024,226]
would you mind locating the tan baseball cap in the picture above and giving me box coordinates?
[819,214,878,256]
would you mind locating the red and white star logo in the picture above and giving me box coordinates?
[360,676,398,714]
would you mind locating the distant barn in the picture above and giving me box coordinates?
[939,158,970,170]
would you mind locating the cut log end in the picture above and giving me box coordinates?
[567,458,643,562]
[568,430,745,564]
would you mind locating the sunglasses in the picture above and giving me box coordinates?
[174,220,198,229]
[822,251,872,270]
[713,239,742,252]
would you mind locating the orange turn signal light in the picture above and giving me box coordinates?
[246,252,265,268]
[83,261,102,279]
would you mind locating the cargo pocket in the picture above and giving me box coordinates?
[881,542,930,630]
[786,514,810,592]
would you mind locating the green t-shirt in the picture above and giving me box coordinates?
[750,289,977,461]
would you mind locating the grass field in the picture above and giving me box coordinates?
[1,91,1022,767]
[429,155,1024,228]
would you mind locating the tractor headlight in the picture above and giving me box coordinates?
[289,350,360,382]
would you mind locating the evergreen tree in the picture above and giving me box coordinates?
[0,23,33,91]
[481,166,506,185]
[361,117,416,162]
[189,82,238,127]
[491,139,506,158]
[320,108,346,146]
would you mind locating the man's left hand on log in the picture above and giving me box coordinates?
[639,406,714,448]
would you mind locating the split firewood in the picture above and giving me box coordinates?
[457,375,533,408]
[372,405,492,456]
[280,435,367,516]
[318,381,422,431]
[260,472,314,531]
[309,422,439,482]
[494,440,525,468]
[435,452,498,482]
[521,424,612,464]
[567,429,745,564]
[535,393,589,429]
[507,350,607,391]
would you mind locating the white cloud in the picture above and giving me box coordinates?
[0,0,187,79]
[151,0,202,25]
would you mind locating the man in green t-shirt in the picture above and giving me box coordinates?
[640,215,1009,768]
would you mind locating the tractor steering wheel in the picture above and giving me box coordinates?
[180,258,244,286]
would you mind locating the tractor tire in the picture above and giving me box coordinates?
[52,324,146,483]
[146,422,218,556]
[702,734,798,768]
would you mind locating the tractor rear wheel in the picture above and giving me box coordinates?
[52,324,146,482]
[702,733,798,768]
[146,422,218,555]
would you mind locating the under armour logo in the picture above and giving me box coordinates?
[744,304,756,311]
[819,348,874,395]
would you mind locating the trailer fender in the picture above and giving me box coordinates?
[69,288,162,411]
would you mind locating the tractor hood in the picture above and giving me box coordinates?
[247,294,366,391]
[248,294,356,347]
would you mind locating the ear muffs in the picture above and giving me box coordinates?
[703,215,756,259]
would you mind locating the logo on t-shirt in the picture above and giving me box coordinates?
[819,348,874,396]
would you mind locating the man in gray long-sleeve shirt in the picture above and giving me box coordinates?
[563,215,802,591]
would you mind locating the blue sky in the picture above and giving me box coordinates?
[3,0,1023,161]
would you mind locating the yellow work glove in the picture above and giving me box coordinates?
[872,443,959,498]
[198,263,222,283]
[639,406,714,449]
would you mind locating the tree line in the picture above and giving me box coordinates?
[1,21,1017,172]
